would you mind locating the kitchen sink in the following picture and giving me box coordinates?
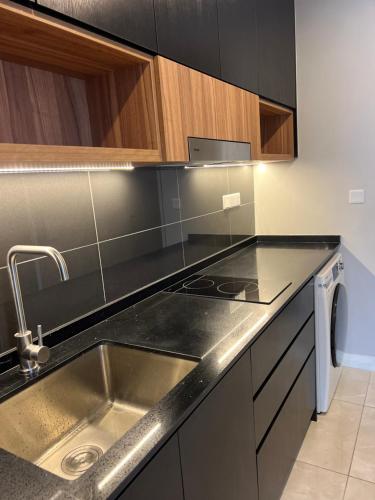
[0,343,198,480]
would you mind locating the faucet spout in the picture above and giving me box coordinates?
[6,245,70,375]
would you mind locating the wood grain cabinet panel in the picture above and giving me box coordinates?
[155,57,260,162]
[0,3,162,164]
[217,0,258,93]
[154,0,220,78]
[38,0,157,51]
[117,435,184,500]
[178,350,258,500]
[256,0,296,108]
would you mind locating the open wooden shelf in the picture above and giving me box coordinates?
[0,2,161,164]
[257,99,294,161]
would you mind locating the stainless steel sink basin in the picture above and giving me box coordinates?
[0,343,198,480]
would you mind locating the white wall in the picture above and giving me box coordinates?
[254,0,375,365]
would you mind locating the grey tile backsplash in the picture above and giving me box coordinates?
[0,165,255,355]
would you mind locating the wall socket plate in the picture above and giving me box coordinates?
[223,192,241,210]
[349,189,365,204]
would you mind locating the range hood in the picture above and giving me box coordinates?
[186,137,252,167]
[0,138,254,174]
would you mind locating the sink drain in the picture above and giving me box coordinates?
[61,445,103,476]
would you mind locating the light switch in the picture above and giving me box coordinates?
[349,189,365,204]
[223,192,241,210]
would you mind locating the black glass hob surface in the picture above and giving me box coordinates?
[165,275,292,305]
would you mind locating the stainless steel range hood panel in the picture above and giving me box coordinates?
[188,137,252,166]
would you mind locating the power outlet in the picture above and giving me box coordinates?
[223,192,241,210]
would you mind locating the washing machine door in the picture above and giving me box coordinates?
[331,283,343,367]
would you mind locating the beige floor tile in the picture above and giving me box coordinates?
[282,461,347,500]
[334,367,370,406]
[351,406,375,483]
[365,372,375,408]
[344,477,375,499]
[298,400,363,474]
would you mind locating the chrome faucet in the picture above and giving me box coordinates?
[7,245,70,376]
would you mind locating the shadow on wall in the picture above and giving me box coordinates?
[337,245,375,363]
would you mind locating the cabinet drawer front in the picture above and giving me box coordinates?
[254,314,315,446]
[257,351,316,500]
[251,280,314,394]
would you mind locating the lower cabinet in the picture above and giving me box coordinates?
[178,350,258,500]
[118,284,316,500]
[257,351,316,500]
[117,435,183,500]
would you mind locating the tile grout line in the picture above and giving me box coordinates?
[343,372,370,495]
[0,202,253,271]
[342,475,350,500]
[296,459,349,477]
[293,460,350,499]
[175,168,186,267]
[87,172,107,303]
[0,242,100,270]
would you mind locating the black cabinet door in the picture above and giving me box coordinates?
[217,0,258,93]
[179,351,258,500]
[37,0,157,51]
[117,435,184,500]
[256,0,296,108]
[154,0,221,78]
[257,351,316,500]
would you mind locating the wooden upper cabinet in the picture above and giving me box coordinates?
[0,2,161,164]
[155,57,260,162]
[38,0,157,51]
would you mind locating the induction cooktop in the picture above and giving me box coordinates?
[165,275,292,305]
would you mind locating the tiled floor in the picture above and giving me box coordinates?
[282,368,375,499]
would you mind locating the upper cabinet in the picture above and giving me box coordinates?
[155,57,260,162]
[33,0,296,110]
[256,0,296,108]
[38,0,157,51]
[0,3,161,164]
[153,0,221,78]
[217,0,258,94]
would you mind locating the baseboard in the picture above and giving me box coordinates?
[337,350,375,371]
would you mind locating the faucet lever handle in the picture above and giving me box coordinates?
[37,324,43,346]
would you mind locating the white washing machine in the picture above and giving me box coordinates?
[315,253,345,413]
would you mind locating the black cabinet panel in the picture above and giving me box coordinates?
[38,0,157,51]
[251,280,314,394]
[254,314,315,446]
[154,0,221,78]
[217,0,258,93]
[256,0,296,107]
[257,351,316,500]
[179,350,258,500]
[118,435,184,500]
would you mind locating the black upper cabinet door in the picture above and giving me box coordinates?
[217,0,258,93]
[154,0,221,78]
[37,0,157,51]
[118,435,184,500]
[256,0,296,108]
[179,350,258,500]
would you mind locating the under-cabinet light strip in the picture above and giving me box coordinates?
[0,163,135,173]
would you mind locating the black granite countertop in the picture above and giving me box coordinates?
[0,238,339,500]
